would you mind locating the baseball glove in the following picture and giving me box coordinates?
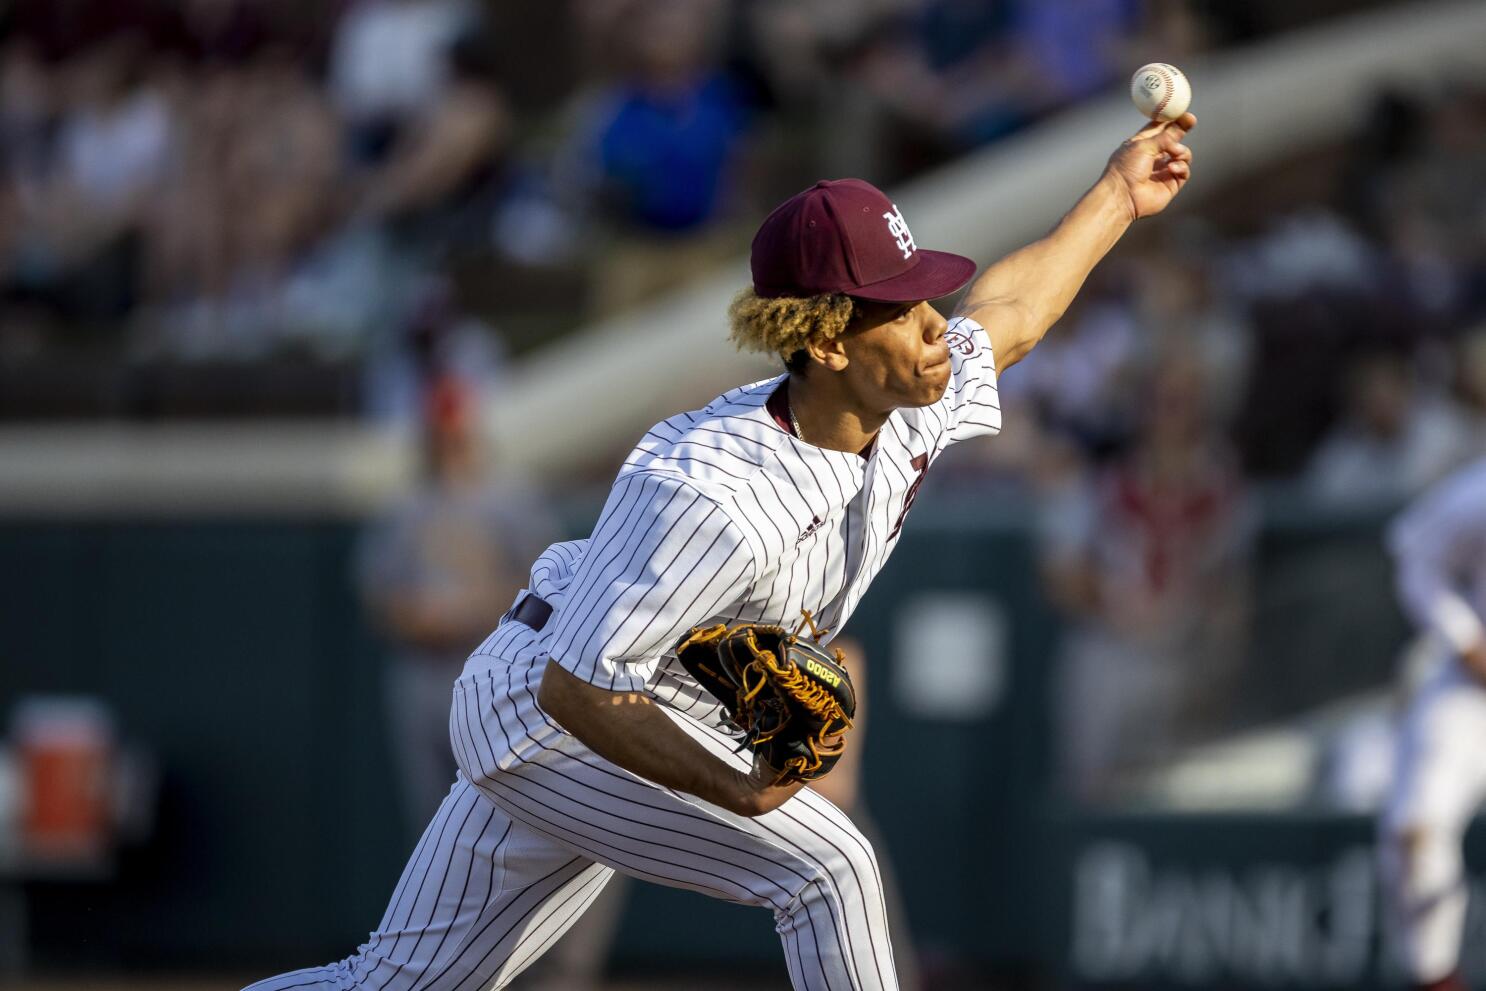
[675,612,855,784]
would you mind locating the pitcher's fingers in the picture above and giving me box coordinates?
[1132,118,1169,142]
[1153,159,1191,182]
[1132,113,1194,147]
[1163,139,1193,162]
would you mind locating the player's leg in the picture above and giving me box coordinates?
[1380,664,1486,989]
[242,773,614,991]
[455,666,899,991]
[522,873,632,990]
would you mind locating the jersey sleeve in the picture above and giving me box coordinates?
[1387,464,1486,653]
[936,315,1002,446]
[546,472,757,691]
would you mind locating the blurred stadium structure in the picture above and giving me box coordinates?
[3,0,1486,988]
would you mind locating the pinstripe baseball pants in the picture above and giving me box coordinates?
[244,659,899,991]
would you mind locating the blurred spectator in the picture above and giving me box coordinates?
[1225,208,1379,301]
[722,0,903,185]
[55,36,172,216]
[0,40,57,193]
[0,0,1472,449]
[1369,85,1486,323]
[842,0,1182,174]
[1130,237,1253,422]
[1303,351,1478,509]
[329,0,476,160]
[354,29,512,245]
[587,0,748,232]
[1008,0,1143,109]
[847,0,1028,162]
[1126,0,1215,63]
[1000,271,1143,455]
[139,49,351,357]
[356,376,558,833]
[224,51,341,273]
[936,240,1249,491]
[1226,208,1417,478]
[5,0,177,65]
[1039,353,1254,801]
[362,273,508,423]
[137,60,237,314]
[170,0,277,66]
[564,0,755,314]
[3,34,172,323]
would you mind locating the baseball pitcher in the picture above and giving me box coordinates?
[246,113,1195,991]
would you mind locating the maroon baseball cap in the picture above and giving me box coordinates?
[750,178,977,302]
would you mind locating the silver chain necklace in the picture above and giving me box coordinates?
[786,398,805,444]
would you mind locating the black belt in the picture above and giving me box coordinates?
[509,593,553,632]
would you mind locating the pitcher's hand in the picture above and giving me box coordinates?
[1105,112,1196,220]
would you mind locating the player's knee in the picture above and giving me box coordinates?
[797,820,883,903]
[1386,824,1428,862]
[1388,821,1461,862]
[1385,821,1464,896]
[1384,823,1432,882]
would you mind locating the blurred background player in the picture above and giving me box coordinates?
[357,374,556,835]
[1380,456,1486,991]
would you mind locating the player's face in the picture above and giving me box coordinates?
[838,300,951,410]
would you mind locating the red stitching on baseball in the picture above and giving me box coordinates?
[1152,65,1174,120]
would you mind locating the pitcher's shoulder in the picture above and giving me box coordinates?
[621,378,789,494]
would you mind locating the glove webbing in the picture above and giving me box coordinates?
[779,733,846,781]
[735,630,854,746]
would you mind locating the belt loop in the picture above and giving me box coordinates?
[510,593,553,632]
[499,592,527,627]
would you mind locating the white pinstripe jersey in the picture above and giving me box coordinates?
[1388,456,1486,652]
[471,315,1000,724]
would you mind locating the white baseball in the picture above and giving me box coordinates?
[1130,63,1191,122]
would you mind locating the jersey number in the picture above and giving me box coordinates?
[888,454,929,541]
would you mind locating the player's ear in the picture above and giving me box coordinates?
[806,334,849,372]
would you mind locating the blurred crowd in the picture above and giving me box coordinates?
[927,80,1486,799]
[0,0,1261,408]
[7,0,1485,804]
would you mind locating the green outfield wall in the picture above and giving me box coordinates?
[3,497,1472,987]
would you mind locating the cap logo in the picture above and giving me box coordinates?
[883,204,915,259]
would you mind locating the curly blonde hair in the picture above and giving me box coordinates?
[727,289,855,370]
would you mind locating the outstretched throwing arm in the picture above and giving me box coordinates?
[955,113,1196,371]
